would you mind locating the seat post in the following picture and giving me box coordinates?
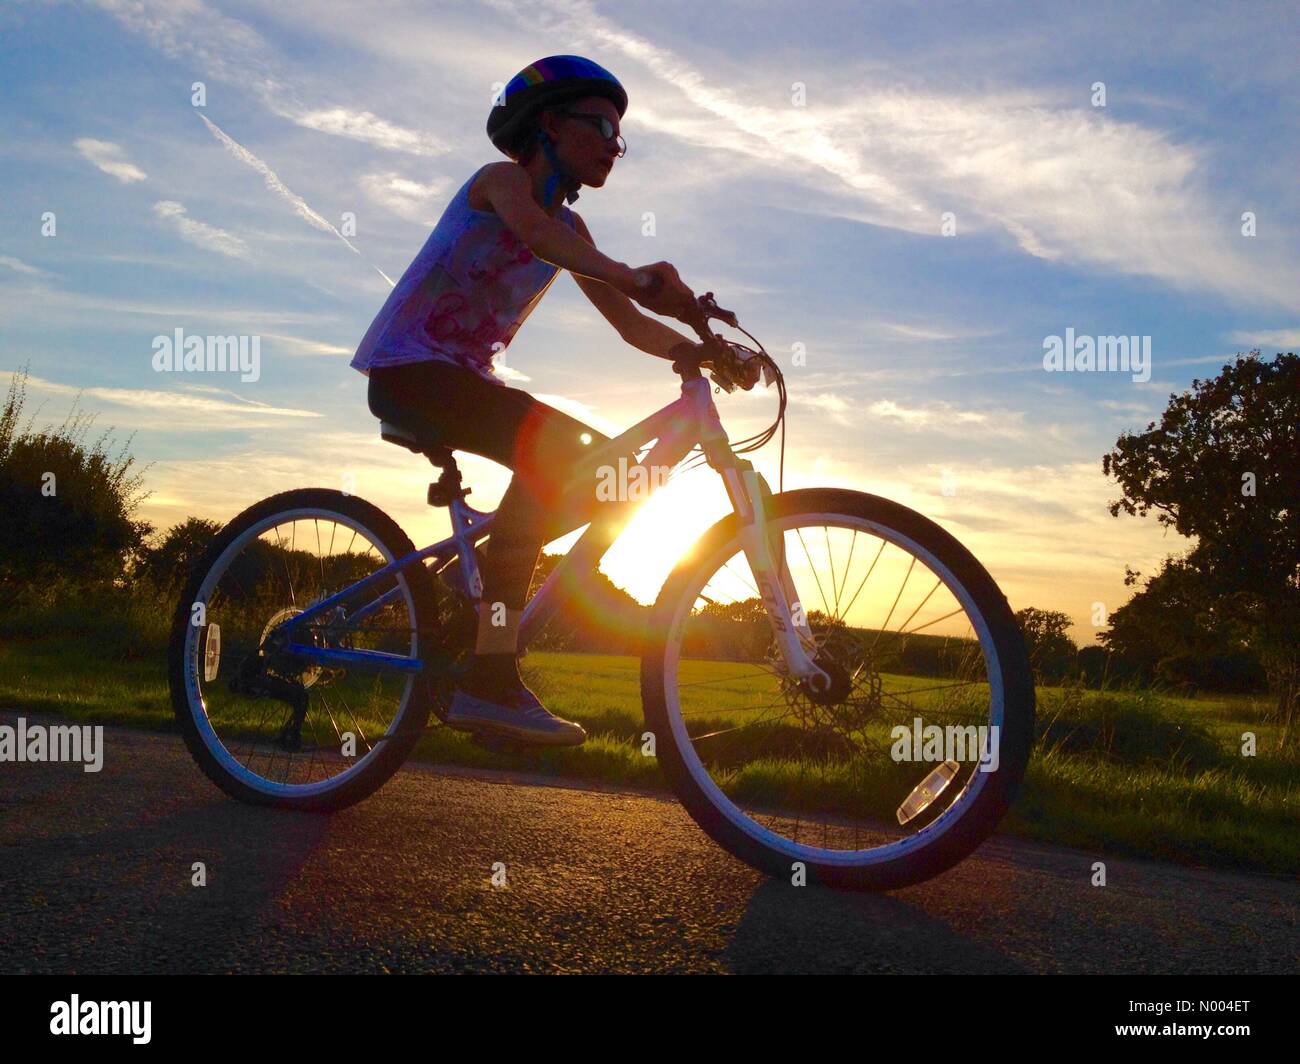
[427,450,469,508]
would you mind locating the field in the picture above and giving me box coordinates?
[1,634,1294,874]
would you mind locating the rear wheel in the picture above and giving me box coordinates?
[641,488,1034,890]
[168,489,441,811]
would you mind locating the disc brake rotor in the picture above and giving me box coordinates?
[767,625,884,753]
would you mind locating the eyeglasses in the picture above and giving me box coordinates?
[561,111,627,157]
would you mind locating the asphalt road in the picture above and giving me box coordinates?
[1,712,1295,974]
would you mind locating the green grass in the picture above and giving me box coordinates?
[0,638,1295,874]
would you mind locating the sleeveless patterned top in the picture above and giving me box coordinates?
[351,164,574,384]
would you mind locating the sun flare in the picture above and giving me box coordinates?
[592,469,733,606]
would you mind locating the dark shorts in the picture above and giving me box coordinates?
[366,358,614,607]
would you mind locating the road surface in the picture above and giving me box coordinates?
[1,713,1295,973]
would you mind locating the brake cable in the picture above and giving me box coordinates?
[666,297,787,492]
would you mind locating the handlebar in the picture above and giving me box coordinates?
[632,274,787,480]
[634,272,769,392]
[635,272,736,339]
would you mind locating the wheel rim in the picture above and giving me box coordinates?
[181,508,420,798]
[661,511,1007,868]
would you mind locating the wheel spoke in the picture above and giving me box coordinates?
[840,538,887,624]
[835,529,858,620]
[794,527,831,618]
[869,555,916,654]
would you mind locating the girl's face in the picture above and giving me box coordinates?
[541,95,623,190]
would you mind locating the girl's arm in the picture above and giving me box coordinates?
[481,162,637,289]
[480,163,694,317]
[566,211,697,360]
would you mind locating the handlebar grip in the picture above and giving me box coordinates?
[635,270,664,296]
[637,272,712,338]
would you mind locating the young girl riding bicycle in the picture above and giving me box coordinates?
[351,55,702,746]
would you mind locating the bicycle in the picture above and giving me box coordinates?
[168,291,1034,890]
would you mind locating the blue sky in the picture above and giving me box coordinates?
[2,0,1297,640]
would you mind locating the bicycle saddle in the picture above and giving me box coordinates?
[378,421,455,467]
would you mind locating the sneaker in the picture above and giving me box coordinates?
[445,682,587,747]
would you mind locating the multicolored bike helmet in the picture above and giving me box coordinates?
[487,55,628,207]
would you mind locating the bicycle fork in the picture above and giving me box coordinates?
[719,460,830,691]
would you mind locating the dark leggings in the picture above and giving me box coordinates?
[367,359,613,611]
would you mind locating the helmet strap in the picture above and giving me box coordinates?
[537,130,581,208]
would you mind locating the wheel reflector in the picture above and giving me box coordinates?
[204,623,221,683]
[896,758,959,825]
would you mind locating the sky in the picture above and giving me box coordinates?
[2,0,1297,643]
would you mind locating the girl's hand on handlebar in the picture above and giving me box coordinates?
[667,339,712,369]
[628,262,696,320]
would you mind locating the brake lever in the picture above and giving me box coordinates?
[698,291,738,328]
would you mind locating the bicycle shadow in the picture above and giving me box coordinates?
[724,878,1029,974]
[1,755,334,973]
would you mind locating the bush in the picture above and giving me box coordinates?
[0,575,170,659]
[1155,652,1269,694]
[1035,680,1224,772]
[0,367,151,592]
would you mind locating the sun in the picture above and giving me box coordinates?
[593,467,733,605]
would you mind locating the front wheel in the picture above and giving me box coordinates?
[641,488,1034,891]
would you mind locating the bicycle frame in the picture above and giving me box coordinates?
[273,376,826,687]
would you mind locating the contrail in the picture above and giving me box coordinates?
[197,113,394,287]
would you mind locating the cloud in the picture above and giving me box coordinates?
[0,256,49,277]
[295,109,445,155]
[1227,328,1300,350]
[196,113,395,286]
[8,371,323,427]
[74,137,146,183]
[86,0,1298,311]
[491,362,532,383]
[196,114,344,236]
[881,322,996,342]
[152,200,250,259]
[89,0,280,90]
[137,427,519,534]
[359,171,448,222]
[90,0,440,155]
[0,284,332,327]
[864,398,1023,437]
[496,0,1298,311]
[259,333,355,357]
[531,392,623,437]
[1098,399,1159,416]
[788,391,854,426]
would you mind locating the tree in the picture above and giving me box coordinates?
[1014,607,1078,681]
[1103,351,1299,743]
[136,517,222,590]
[0,367,151,594]
[1099,555,1265,692]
